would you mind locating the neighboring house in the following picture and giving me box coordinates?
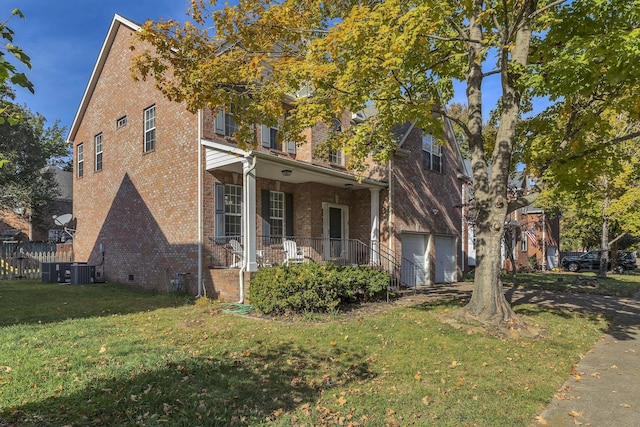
[0,166,72,243]
[67,15,471,300]
[502,175,560,271]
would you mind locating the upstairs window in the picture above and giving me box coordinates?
[261,123,296,154]
[422,133,443,173]
[329,118,344,166]
[95,133,103,171]
[144,105,156,152]
[215,108,238,138]
[76,143,84,177]
[117,116,127,129]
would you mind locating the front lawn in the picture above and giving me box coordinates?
[0,280,609,426]
[502,270,640,297]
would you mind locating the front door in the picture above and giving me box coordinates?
[323,203,349,260]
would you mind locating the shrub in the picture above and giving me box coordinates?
[249,263,391,315]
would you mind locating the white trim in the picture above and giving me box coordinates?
[200,139,250,156]
[67,15,141,144]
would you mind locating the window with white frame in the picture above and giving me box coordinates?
[116,116,127,129]
[144,105,156,152]
[519,230,528,252]
[215,107,239,138]
[422,133,442,173]
[329,118,344,165]
[269,191,285,237]
[261,124,279,150]
[224,184,242,237]
[95,133,103,171]
[261,117,296,153]
[76,143,84,177]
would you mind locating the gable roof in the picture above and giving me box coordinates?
[67,14,141,144]
[394,116,471,181]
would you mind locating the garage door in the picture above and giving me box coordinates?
[435,236,457,283]
[401,233,428,286]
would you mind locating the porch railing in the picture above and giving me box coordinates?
[208,236,420,296]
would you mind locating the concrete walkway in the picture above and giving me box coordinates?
[534,290,640,426]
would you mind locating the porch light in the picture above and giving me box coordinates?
[281,169,292,176]
[344,183,353,189]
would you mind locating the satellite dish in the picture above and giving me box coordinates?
[53,213,73,226]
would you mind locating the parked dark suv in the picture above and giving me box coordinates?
[561,250,637,273]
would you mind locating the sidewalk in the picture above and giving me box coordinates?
[534,290,640,426]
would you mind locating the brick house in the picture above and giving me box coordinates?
[67,15,471,300]
[502,175,560,271]
[0,166,72,243]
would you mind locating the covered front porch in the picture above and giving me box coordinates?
[201,140,420,299]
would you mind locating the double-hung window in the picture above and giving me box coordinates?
[328,118,344,165]
[261,124,279,149]
[215,107,238,138]
[76,143,84,177]
[261,189,293,241]
[519,230,528,252]
[95,133,103,171]
[144,105,156,152]
[224,184,242,237]
[422,133,443,173]
[261,124,296,154]
[269,191,285,237]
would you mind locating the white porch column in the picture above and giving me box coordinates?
[243,159,258,272]
[369,188,381,265]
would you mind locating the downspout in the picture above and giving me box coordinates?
[238,155,257,304]
[461,183,466,273]
[196,109,204,297]
[388,158,394,270]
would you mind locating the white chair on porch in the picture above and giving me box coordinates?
[229,239,243,268]
[283,240,305,265]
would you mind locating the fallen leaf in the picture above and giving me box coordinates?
[590,372,601,378]
[568,410,582,417]
[99,345,106,354]
[610,364,618,369]
[414,374,421,381]
[330,341,337,346]
[535,415,547,425]
[449,360,459,369]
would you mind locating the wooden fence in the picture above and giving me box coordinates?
[0,243,74,280]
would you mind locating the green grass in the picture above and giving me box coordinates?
[502,270,640,297]
[0,279,611,426]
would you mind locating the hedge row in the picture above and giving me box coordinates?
[248,263,391,315]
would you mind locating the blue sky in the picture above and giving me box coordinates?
[5,0,193,137]
[5,1,506,142]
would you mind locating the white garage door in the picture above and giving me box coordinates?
[402,233,428,286]
[435,235,457,283]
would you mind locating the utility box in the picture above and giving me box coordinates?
[41,262,72,283]
[70,264,95,285]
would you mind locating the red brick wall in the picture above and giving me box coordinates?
[71,23,201,294]
[390,127,463,279]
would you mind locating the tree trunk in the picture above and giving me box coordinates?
[460,224,519,324]
[599,197,610,278]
